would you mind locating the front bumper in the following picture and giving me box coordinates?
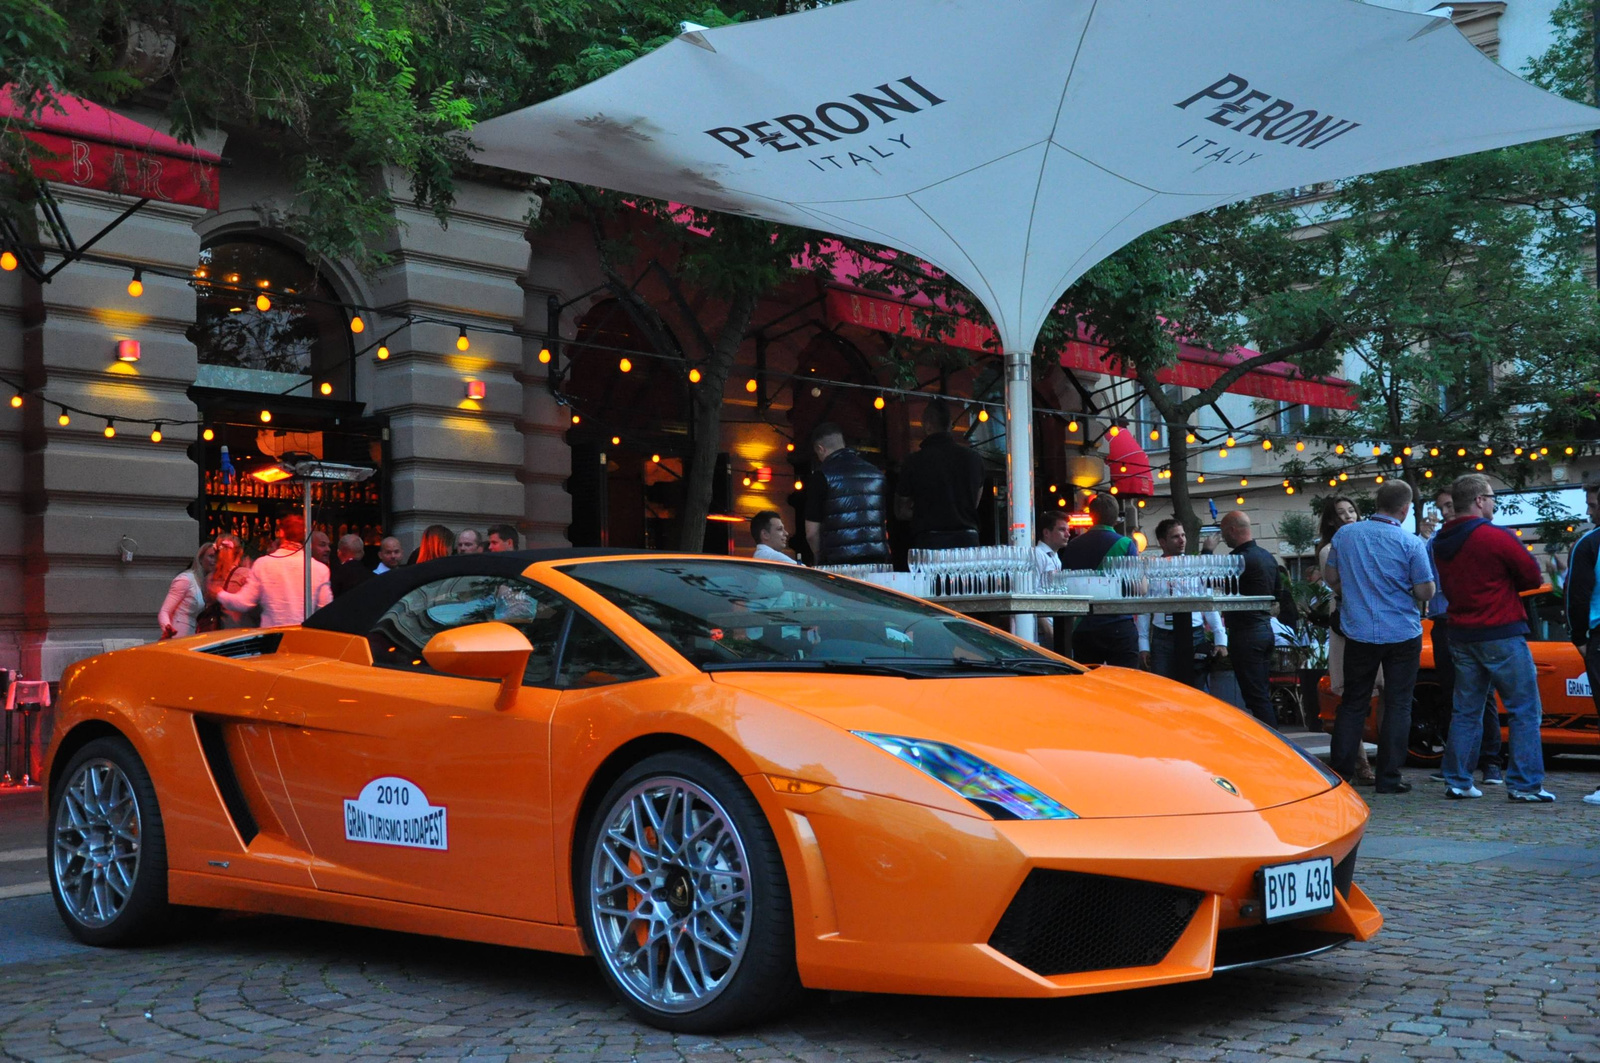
[757,779,1379,998]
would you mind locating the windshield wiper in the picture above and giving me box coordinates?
[701,660,933,679]
[860,656,1082,675]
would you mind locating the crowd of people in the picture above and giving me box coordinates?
[156,406,1600,808]
[157,518,523,637]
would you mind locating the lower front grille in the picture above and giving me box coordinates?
[988,869,1203,976]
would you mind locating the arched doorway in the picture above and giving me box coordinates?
[562,299,692,548]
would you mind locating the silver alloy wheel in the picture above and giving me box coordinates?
[53,757,143,928]
[589,777,752,1014]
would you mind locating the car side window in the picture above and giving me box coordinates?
[558,612,653,689]
[369,576,568,687]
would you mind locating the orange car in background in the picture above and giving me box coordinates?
[46,551,1380,1031]
[1318,616,1600,765]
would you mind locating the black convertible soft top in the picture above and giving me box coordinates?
[302,548,656,635]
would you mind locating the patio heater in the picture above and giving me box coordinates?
[252,457,376,618]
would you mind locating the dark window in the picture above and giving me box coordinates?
[560,613,653,689]
[191,237,353,396]
[369,576,568,686]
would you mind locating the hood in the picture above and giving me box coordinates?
[1432,516,1490,562]
[712,667,1335,819]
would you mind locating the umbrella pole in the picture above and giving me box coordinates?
[1005,350,1037,643]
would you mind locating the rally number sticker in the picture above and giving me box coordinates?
[1567,674,1591,698]
[344,777,448,851]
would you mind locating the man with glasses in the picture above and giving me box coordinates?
[1137,518,1227,690]
[1433,474,1552,802]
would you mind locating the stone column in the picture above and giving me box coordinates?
[365,175,531,550]
[4,188,204,678]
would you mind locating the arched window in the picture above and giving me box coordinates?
[191,236,353,396]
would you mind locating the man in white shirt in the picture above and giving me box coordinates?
[1033,509,1070,644]
[750,511,799,564]
[217,515,332,627]
[1137,518,1227,691]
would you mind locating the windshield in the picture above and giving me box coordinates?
[561,559,1076,673]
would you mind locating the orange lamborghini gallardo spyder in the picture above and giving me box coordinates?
[45,551,1381,1030]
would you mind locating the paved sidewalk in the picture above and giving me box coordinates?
[1,765,1596,1063]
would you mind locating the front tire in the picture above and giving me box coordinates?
[578,751,802,1031]
[49,736,173,945]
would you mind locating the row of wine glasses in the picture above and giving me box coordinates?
[908,546,1038,598]
[1100,553,1248,597]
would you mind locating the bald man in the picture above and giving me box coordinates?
[330,534,373,598]
[375,536,403,574]
[1219,510,1280,728]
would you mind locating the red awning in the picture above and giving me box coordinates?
[823,285,1357,411]
[1105,428,1155,497]
[1,88,221,210]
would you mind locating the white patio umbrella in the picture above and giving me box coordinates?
[473,0,1600,621]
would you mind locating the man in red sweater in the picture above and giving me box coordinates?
[1430,474,1551,802]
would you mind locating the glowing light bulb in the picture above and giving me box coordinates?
[1375,475,1384,483]
[1286,486,1295,495]
[256,293,271,312]
[786,443,794,452]
[1484,447,1493,456]
[1150,429,1161,441]
[1566,446,1575,455]
[874,395,885,410]
[538,347,551,364]
[0,251,16,271]
[320,382,333,396]
[350,316,365,334]
[127,269,143,297]
[1295,440,1305,452]
[1474,462,1484,471]
[1429,447,1439,457]
[611,435,620,446]
[1424,469,1433,478]
[1339,472,1348,481]
[619,357,633,373]
[202,428,214,441]
[376,345,390,360]
[1068,420,1079,433]
[103,422,116,438]
[260,409,272,423]
[57,411,69,427]
[978,409,989,423]
[456,329,470,351]
[689,368,702,384]
[1235,495,1245,504]
[1218,448,1228,458]
[8,394,20,409]
[571,414,580,425]
[149,427,162,443]
[1393,457,1402,466]
[1334,444,1345,455]
[1186,433,1196,444]
[1240,479,1249,487]
[1197,475,1206,484]
[1261,439,1272,450]
[1110,486,1119,495]
[747,379,759,393]
[1403,447,1412,456]
[742,476,752,487]
[1457,448,1467,456]
[1110,426,1121,437]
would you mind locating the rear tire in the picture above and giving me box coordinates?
[578,751,802,1032]
[48,736,173,946]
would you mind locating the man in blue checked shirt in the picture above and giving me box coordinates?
[1325,480,1436,794]
[1562,483,1600,807]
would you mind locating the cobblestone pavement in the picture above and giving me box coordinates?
[1,764,1596,1063]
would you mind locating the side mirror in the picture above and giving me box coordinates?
[423,621,532,710]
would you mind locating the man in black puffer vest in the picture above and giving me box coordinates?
[804,422,890,565]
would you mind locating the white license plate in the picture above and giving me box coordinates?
[1257,857,1336,923]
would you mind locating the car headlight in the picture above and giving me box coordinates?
[851,731,1077,820]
